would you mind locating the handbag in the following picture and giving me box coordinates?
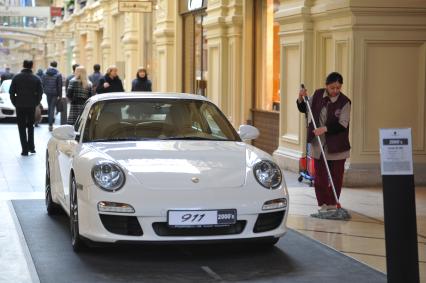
[56,97,64,113]
[34,104,42,124]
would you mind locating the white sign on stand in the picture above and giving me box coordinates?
[379,128,413,175]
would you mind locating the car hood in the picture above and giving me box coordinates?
[88,140,250,190]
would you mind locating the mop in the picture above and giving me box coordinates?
[302,94,351,220]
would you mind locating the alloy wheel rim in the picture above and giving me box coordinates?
[71,179,79,245]
[45,163,51,205]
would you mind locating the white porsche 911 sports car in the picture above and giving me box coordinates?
[46,92,289,251]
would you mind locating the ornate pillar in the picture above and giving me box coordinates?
[273,0,314,171]
[100,0,112,69]
[225,0,243,126]
[204,0,228,113]
[122,13,140,91]
[153,0,178,92]
[204,0,244,126]
[85,31,95,70]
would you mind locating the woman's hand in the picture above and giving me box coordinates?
[313,127,327,136]
[103,82,110,88]
[298,88,307,102]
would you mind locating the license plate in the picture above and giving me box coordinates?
[168,209,237,227]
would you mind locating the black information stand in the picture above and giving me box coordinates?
[380,128,420,283]
[382,175,419,283]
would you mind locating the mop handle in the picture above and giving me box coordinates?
[303,95,340,206]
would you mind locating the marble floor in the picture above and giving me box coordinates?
[0,121,424,282]
[285,172,426,282]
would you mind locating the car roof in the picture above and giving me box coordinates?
[89,92,209,104]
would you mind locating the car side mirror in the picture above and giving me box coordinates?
[52,125,77,140]
[238,125,259,141]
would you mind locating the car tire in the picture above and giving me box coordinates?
[70,176,86,252]
[45,158,61,215]
[257,237,280,247]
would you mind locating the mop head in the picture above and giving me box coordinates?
[310,208,351,220]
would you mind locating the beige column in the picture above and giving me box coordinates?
[204,0,244,126]
[273,0,426,186]
[273,0,314,172]
[152,0,179,92]
[71,37,80,66]
[204,1,228,115]
[100,0,112,69]
[61,40,68,73]
[85,31,95,71]
[122,13,140,91]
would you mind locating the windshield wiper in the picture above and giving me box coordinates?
[160,136,231,141]
[90,137,152,142]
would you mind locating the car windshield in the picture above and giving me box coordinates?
[82,99,241,142]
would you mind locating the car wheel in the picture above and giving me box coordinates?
[70,176,86,252]
[257,237,280,248]
[45,158,61,215]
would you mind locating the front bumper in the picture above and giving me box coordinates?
[0,107,15,118]
[77,185,288,243]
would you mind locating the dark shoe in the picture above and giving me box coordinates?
[29,149,36,154]
[49,125,53,132]
[21,152,29,156]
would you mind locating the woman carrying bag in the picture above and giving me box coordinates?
[66,66,92,125]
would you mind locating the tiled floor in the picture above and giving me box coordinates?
[0,121,424,282]
[285,172,426,282]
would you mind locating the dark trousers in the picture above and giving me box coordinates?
[314,157,346,206]
[46,95,58,126]
[16,107,35,153]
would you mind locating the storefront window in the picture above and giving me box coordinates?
[194,14,208,96]
[181,0,208,96]
[254,0,281,111]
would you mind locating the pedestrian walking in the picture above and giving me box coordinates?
[66,66,92,125]
[131,67,152,92]
[65,64,80,93]
[8,60,43,156]
[1,67,14,84]
[42,61,62,131]
[89,64,102,94]
[96,65,124,94]
[36,69,44,80]
[296,72,351,213]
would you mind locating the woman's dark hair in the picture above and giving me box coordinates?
[136,67,147,79]
[326,72,343,85]
[72,64,80,72]
[23,60,33,69]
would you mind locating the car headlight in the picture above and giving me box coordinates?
[253,160,282,189]
[0,97,4,104]
[91,161,125,192]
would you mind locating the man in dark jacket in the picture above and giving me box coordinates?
[1,67,14,84]
[42,61,62,131]
[89,64,102,94]
[9,60,43,156]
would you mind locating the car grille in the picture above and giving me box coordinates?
[152,221,247,237]
[99,214,143,236]
[1,109,14,115]
[253,210,285,233]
